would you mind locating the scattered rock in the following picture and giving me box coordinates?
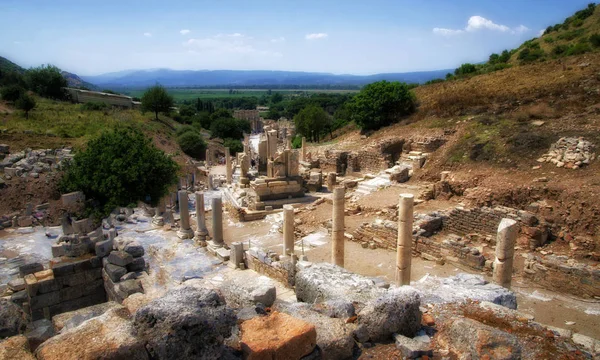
[394,333,433,359]
[0,299,29,339]
[52,301,122,333]
[0,335,35,360]
[24,319,54,351]
[220,275,277,308]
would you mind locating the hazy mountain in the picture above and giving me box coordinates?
[61,71,97,90]
[0,56,25,74]
[81,68,452,88]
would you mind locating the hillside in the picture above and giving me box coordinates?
[80,68,453,88]
[0,56,24,74]
[61,71,97,90]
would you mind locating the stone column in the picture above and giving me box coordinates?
[195,192,208,244]
[332,187,345,267]
[230,242,245,268]
[177,190,194,239]
[210,197,224,247]
[225,147,232,184]
[327,172,337,192]
[301,137,306,162]
[152,198,166,226]
[283,205,295,256]
[286,135,292,150]
[396,193,414,286]
[493,218,518,288]
[205,149,210,167]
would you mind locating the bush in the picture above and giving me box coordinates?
[348,80,416,131]
[59,128,178,216]
[557,29,585,41]
[16,93,36,119]
[566,42,591,56]
[552,44,569,56]
[25,65,67,100]
[223,138,243,155]
[518,48,545,63]
[454,63,477,76]
[292,135,302,149]
[81,102,108,111]
[176,125,197,137]
[590,33,600,47]
[210,117,250,140]
[544,37,555,44]
[177,131,207,159]
[0,85,25,102]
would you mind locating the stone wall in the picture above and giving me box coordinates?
[250,177,305,210]
[347,150,389,174]
[65,88,134,108]
[246,248,293,287]
[24,256,106,321]
[444,206,519,238]
[416,237,489,270]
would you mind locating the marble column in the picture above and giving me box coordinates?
[225,147,232,184]
[493,218,518,288]
[210,197,224,247]
[332,187,345,267]
[195,192,208,244]
[327,172,337,192]
[396,193,414,286]
[301,137,306,162]
[177,190,194,239]
[283,205,295,256]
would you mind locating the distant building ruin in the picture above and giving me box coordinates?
[64,88,139,109]
[233,109,263,133]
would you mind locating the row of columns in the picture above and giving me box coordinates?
[174,191,224,248]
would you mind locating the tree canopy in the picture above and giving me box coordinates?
[348,80,416,131]
[60,128,179,216]
[141,85,174,120]
[294,105,330,142]
[210,117,250,140]
[26,65,67,100]
[16,93,36,119]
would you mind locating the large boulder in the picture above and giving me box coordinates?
[220,275,277,308]
[295,263,385,304]
[52,301,122,332]
[358,287,422,341]
[35,307,148,360]
[240,311,316,360]
[0,299,28,339]
[0,335,35,360]
[413,273,517,309]
[133,286,236,360]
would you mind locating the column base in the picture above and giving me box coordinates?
[177,228,194,239]
[195,230,208,241]
[152,216,164,227]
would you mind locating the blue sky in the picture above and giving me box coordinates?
[0,0,593,75]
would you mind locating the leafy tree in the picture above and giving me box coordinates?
[0,70,26,88]
[141,85,174,120]
[60,128,178,215]
[0,85,25,102]
[271,92,284,103]
[223,138,243,155]
[177,131,207,159]
[498,50,511,63]
[210,117,250,139]
[348,81,416,131]
[454,63,477,76]
[179,104,196,118]
[488,53,500,64]
[16,93,36,119]
[26,65,67,100]
[590,33,600,47]
[294,105,329,142]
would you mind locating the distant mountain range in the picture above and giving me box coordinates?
[80,68,453,89]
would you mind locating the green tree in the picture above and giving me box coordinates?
[26,65,67,99]
[210,117,250,139]
[271,92,284,103]
[0,85,25,102]
[177,131,207,159]
[60,128,178,215]
[16,93,36,119]
[223,138,243,155]
[348,80,416,131]
[294,105,329,142]
[141,85,174,120]
[179,104,196,118]
[454,63,477,76]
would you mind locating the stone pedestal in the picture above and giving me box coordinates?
[396,193,414,286]
[230,242,245,268]
[195,192,208,244]
[493,218,518,288]
[152,199,166,227]
[332,187,345,267]
[177,190,194,239]
[327,172,337,192]
[283,205,295,256]
[225,147,232,185]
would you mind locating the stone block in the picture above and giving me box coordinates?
[51,244,66,258]
[24,274,39,297]
[58,272,86,287]
[8,278,26,292]
[105,264,127,283]
[19,263,43,277]
[123,241,144,257]
[59,285,83,302]
[220,275,277,308]
[108,251,133,266]
[127,257,146,272]
[0,335,35,360]
[52,301,121,333]
[94,239,113,257]
[37,277,60,294]
[30,291,60,310]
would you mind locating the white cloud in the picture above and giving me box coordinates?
[143,32,152,37]
[180,29,190,35]
[305,33,328,40]
[271,36,285,43]
[184,34,281,57]
[433,16,529,36]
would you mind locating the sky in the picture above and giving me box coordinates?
[0,0,594,75]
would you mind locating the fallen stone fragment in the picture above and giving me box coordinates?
[0,299,29,339]
[220,275,277,308]
[0,335,35,360]
[52,301,122,332]
[394,333,433,359]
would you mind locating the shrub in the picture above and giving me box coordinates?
[176,125,197,137]
[552,44,569,56]
[0,85,25,102]
[210,117,250,140]
[454,63,477,76]
[590,33,600,47]
[177,131,207,159]
[557,29,585,41]
[16,93,36,119]
[565,42,591,56]
[291,135,302,149]
[348,80,416,131]
[81,102,108,111]
[59,128,178,216]
[223,138,243,155]
[25,65,67,100]
[544,37,555,44]
[518,48,545,63]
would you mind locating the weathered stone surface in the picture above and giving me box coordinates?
[105,264,128,283]
[108,251,133,266]
[24,319,54,351]
[36,307,148,360]
[123,241,145,257]
[220,275,277,308]
[313,299,356,319]
[413,273,517,309]
[0,335,35,360]
[126,256,146,272]
[94,239,113,257]
[133,286,236,360]
[52,301,122,332]
[7,278,25,292]
[295,263,385,304]
[278,303,355,360]
[240,311,317,360]
[358,287,421,341]
[19,262,43,277]
[394,333,432,359]
[0,299,28,339]
[442,317,521,360]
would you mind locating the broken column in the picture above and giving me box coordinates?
[301,137,306,161]
[267,130,278,159]
[225,147,232,184]
[210,197,224,248]
[152,198,166,226]
[205,149,210,167]
[230,242,244,269]
[283,205,295,256]
[396,193,414,286]
[177,190,194,239]
[327,172,337,192]
[332,187,345,267]
[286,135,292,150]
[493,218,518,288]
[195,192,208,244]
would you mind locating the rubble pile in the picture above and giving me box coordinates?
[0,147,74,179]
[537,137,595,169]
